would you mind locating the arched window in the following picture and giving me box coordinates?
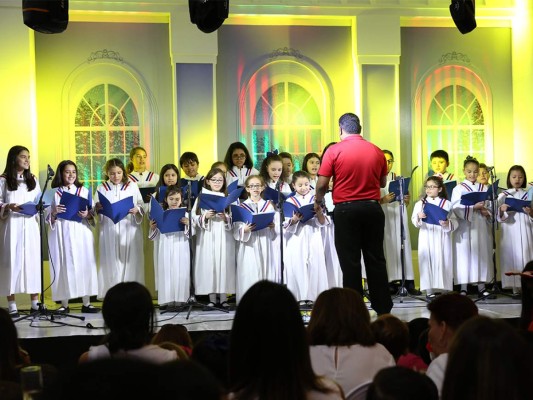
[75,84,140,185]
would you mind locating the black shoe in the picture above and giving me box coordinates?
[81,305,101,313]
[202,302,217,311]
[159,304,168,311]
[408,288,422,296]
[478,290,496,299]
[9,310,20,319]
[219,301,231,310]
[56,306,70,314]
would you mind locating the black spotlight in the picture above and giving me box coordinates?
[189,0,229,34]
[22,0,69,34]
[449,0,476,34]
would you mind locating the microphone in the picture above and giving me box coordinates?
[275,179,282,192]
[47,164,55,177]
[486,166,494,172]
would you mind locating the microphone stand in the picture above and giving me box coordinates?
[15,168,85,323]
[276,180,285,287]
[167,180,228,319]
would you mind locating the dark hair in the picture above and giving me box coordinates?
[479,163,488,170]
[162,185,182,210]
[191,333,231,392]
[506,165,527,189]
[2,145,36,191]
[367,366,438,400]
[259,154,283,183]
[126,146,147,174]
[224,142,254,169]
[339,112,362,134]
[302,153,321,175]
[442,316,531,400]
[0,308,26,380]
[291,170,311,185]
[423,176,448,200]
[463,155,479,169]
[151,324,192,349]
[308,288,376,347]
[51,160,83,189]
[211,161,228,171]
[520,261,533,330]
[370,314,409,361]
[196,168,227,215]
[180,152,199,166]
[229,280,332,400]
[155,164,180,201]
[242,175,265,200]
[382,149,394,160]
[279,152,293,162]
[426,293,478,331]
[102,282,155,354]
[430,150,450,164]
[104,158,129,184]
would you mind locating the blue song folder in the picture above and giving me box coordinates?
[227,179,239,193]
[262,186,286,203]
[139,187,156,203]
[58,191,91,222]
[388,177,411,202]
[444,181,457,200]
[504,197,531,213]
[460,181,500,206]
[199,188,243,213]
[180,179,202,198]
[283,201,315,223]
[230,205,275,231]
[422,203,450,225]
[150,197,186,233]
[97,194,134,224]
[16,193,52,216]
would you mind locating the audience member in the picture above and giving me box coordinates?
[425,293,478,396]
[307,288,395,395]
[79,282,177,364]
[151,324,193,356]
[367,366,438,400]
[191,333,231,393]
[400,317,430,371]
[442,316,531,400]
[520,261,533,331]
[370,314,409,361]
[0,308,30,382]
[229,280,343,400]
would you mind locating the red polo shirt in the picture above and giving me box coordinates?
[318,134,387,203]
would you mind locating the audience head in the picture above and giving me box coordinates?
[520,261,533,330]
[191,333,230,393]
[370,314,409,361]
[151,324,193,353]
[426,293,478,356]
[102,282,155,354]
[0,308,25,381]
[308,287,375,347]
[367,366,438,400]
[442,316,531,400]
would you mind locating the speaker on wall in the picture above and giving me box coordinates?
[449,0,476,34]
[189,0,229,34]
[23,0,69,34]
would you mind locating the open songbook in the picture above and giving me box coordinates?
[58,191,92,222]
[422,202,450,225]
[504,197,532,213]
[283,201,315,223]
[230,204,275,231]
[199,188,243,213]
[388,177,411,202]
[97,195,134,224]
[150,197,186,233]
[139,187,156,203]
[460,180,500,206]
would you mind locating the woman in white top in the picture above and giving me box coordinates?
[307,288,395,395]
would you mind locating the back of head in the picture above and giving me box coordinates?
[102,282,154,353]
[427,293,478,331]
[191,333,230,392]
[442,316,531,400]
[158,360,222,400]
[0,308,24,381]
[338,112,361,134]
[367,366,438,400]
[151,324,192,348]
[308,287,375,346]
[370,314,409,361]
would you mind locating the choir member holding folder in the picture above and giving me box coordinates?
[412,176,456,299]
[497,165,533,295]
[149,185,191,307]
[127,146,159,203]
[94,158,145,299]
[48,161,99,313]
[232,175,276,302]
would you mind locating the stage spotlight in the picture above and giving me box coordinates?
[189,0,229,34]
[23,0,69,34]
[449,0,476,34]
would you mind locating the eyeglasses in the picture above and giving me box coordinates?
[232,154,246,159]
[209,179,224,184]
[424,185,439,190]
[246,184,262,189]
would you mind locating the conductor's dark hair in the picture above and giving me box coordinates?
[224,142,254,169]
[51,160,83,188]
[102,282,155,354]
[2,145,36,191]
[338,112,362,134]
[229,280,333,400]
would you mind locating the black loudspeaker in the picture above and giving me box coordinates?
[189,0,229,34]
[23,0,69,34]
[449,0,476,34]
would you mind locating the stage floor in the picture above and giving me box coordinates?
[14,294,522,340]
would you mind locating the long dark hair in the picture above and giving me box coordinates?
[51,160,83,188]
[102,282,155,354]
[229,281,332,400]
[155,164,180,201]
[0,308,26,380]
[506,165,527,189]
[301,153,321,174]
[2,145,36,191]
[224,142,254,169]
[259,154,282,184]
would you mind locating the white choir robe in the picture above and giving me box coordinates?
[283,192,329,302]
[321,214,343,288]
[0,175,42,296]
[497,189,533,289]
[381,172,414,281]
[191,189,236,295]
[411,197,456,292]
[451,180,493,285]
[94,180,145,299]
[226,166,259,187]
[149,213,191,305]
[47,186,98,301]
[233,199,277,302]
